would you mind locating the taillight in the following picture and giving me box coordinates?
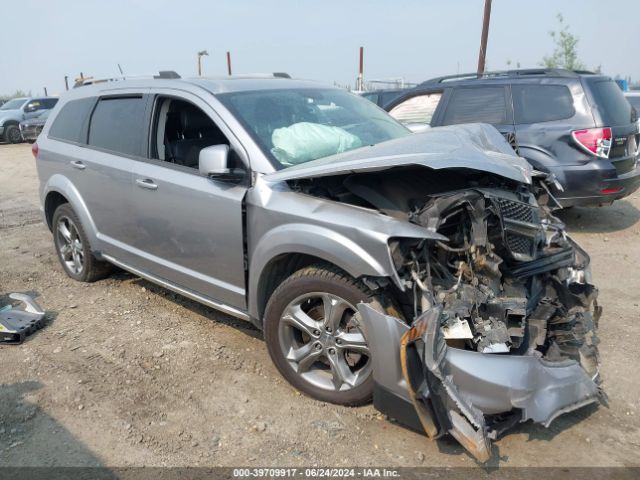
[572,127,612,158]
[31,142,38,158]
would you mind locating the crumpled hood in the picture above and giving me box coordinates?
[264,123,532,185]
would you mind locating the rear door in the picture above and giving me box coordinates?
[80,92,149,263]
[439,85,517,150]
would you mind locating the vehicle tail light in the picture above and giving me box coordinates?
[572,127,612,158]
[31,142,39,158]
[600,187,623,194]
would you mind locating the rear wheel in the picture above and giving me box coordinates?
[52,204,111,282]
[5,125,21,144]
[264,264,380,406]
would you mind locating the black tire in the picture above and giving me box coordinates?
[264,264,381,406]
[4,125,22,144]
[52,203,112,282]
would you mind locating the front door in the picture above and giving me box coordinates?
[130,92,248,310]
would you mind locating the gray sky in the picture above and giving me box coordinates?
[1,0,638,96]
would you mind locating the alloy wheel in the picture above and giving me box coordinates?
[278,292,371,392]
[55,216,85,275]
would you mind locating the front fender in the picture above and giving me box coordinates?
[42,174,99,248]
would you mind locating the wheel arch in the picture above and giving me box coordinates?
[42,175,99,248]
[248,224,395,325]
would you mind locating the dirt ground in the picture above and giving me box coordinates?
[1,142,639,469]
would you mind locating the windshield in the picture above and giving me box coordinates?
[218,88,409,168]
[0,98,27,111]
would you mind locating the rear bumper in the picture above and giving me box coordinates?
[551,158,640,207]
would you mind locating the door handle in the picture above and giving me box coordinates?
[70,160,86,170]
[136,178,158,190]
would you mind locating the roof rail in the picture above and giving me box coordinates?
[420,68,596,85]
[73,71,181,88]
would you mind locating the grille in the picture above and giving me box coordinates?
[497,199,534,223]
[505,233,533,255]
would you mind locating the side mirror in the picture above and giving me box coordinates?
[24,103,37,113]
[199,144,244,182]
[406,123,431,134]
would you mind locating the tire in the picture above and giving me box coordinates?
[264,264,382,406]
[4,125,22,144]
[52,204,112,282]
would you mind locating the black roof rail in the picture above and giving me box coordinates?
[419,68,597,86]
[74,70,181,88]
[154,70,181,79]
[273,72,291,78]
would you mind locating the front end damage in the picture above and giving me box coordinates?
[358,186,603,462]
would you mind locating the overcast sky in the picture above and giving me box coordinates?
[1,0,638,96]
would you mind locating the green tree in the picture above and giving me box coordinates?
[541,13,585,70]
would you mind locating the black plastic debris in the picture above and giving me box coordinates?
[0,293,46,344]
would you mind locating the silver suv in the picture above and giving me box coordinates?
[36,73,603,461]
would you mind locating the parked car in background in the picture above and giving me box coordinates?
[360,88,411,109]
[19,109,51,143]
[0,96,58,144]
[35,73,601,461]
[624,91,640,129]
[385,69,640,207]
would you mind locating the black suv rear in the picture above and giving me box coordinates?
[385,69,640,207]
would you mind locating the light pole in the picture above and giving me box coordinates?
[197,50,209,76]
[477,0,492,75]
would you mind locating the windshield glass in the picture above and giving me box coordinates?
[218,88,409,168]
[0,98,27,111]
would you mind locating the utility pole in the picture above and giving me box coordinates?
[477,0,492,75]
[197,50,209,76]
[44,87,48,96]
[356,46,364,91]
[64,76,69,91]
[226,51,232,76]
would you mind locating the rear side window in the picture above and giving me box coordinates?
[512,85,575,124]
[590,80,633,126]
[88,96,146,156]
[48,98,95,143]
[389,92,443,125]
[442,87,507,125]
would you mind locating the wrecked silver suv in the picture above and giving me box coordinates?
[36,75,602,461]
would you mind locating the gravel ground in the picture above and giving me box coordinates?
[1,143,639,469]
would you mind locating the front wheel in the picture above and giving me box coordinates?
[4,125,22,144]
[263,264,379,406]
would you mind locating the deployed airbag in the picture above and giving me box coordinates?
[271,122,362,165]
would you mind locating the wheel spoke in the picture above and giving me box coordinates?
[282,304,320,338]
[336,331,369,356]
[326,353,356,389]
[59,243,72,260]
[291,343,323,373]
[72,252,82,272]
[57,221,72,243]
[322,294,350,331]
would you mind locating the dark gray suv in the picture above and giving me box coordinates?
[386,69,640,207]
[35,73,602,461]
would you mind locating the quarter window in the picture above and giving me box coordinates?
[48,97,95,143]
[389,92,443,125]
[88,97,146,156]
[512,85,575,124]
[442,87,508,125]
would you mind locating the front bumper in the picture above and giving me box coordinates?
[358,303,602,462]
[551,158,640,207]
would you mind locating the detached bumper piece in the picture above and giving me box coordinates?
[358,303,602,463]
[0,293,46,344]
